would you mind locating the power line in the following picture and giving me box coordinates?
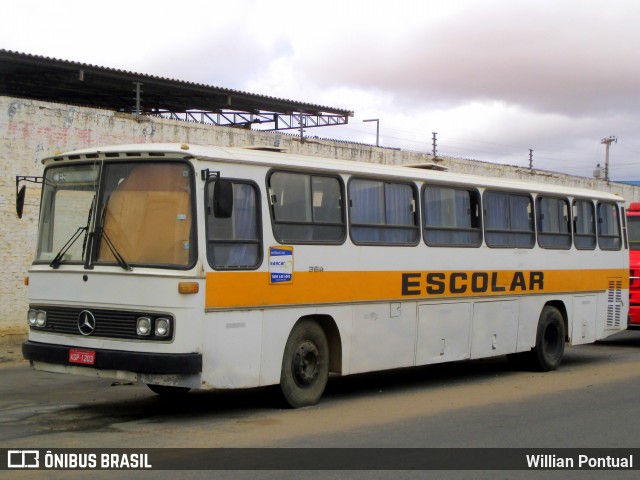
[309,122,640,178]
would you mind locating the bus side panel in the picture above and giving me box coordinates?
[515,296,540,351]
[349,303,416,374]
[201,310,263,389]
[571,294,597,345]
[470,299,519,359]
[416,301,472,365]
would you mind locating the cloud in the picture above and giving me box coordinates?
[2,0,639,179]
[0,0,290,86]
[296,1,640,117]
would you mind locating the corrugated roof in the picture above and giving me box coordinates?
[0,49,353,129]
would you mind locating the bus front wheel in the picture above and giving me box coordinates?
[280,319,329,408]
[532,305,566,371]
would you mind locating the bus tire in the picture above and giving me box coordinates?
[280,319,329,408]
[532,305,565,372]
[147,384,191,396]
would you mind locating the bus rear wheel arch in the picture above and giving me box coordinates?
[508,303,566,371]
[280,318,330,408]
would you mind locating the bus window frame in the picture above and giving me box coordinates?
[572,198,597,251]
[597,201,623,251]
[348,176,421,247]
[421,183,483,248]
[266,169,347,245]
[483,189,535,249]
[204,177,263,271]
[536,195,572,250]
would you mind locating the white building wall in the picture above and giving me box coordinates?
[1,95,638,345]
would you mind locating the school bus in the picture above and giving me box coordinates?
[18,143,629,407]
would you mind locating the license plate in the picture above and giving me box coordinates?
[68,348,96,365]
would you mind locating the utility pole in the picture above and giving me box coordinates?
[133,82,143,116]
[601,136,617,181]
[529,149,533,170]
[432,132,438,158]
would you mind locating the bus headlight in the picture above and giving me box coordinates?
[35,311,47,327]
[28,309,38,326]
[136,317,152,336]
[155,318,171,337]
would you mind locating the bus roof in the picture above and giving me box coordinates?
[44,143,625,203]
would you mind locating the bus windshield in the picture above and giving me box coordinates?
[36,161,195,268]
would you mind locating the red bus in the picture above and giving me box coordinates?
[627,202,640,328]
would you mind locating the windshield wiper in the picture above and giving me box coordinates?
[49,227,88,269]
[97,228,132,271]
[50,195,97,269]
[81,195,96,260]
[93,195,132,271]
[48,194,133,271]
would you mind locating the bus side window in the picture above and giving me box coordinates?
[206,180,262,269]
[484,190,534,248]
[573,199,596,250]
[268,171,345,244]
[537,196,571,249]
[597,201,622,251]
[349,178,419,245]
[422,185,482,247]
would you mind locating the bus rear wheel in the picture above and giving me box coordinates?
[280,319,329,408]
[532,305,566,371]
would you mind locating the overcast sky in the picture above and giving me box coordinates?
[3,0,640,180]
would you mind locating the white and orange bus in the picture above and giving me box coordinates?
[18,143,628,407]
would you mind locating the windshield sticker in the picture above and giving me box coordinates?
[269,246,293,284]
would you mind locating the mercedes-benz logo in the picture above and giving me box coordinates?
[77,310,96,336]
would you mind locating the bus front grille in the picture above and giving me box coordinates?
[28,305,174,341]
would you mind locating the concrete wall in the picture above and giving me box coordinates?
[2,95,638,345]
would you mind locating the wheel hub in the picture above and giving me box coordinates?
[292,340,320,386]
[543,324,560,357]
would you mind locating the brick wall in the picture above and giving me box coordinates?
[1,95,638,346]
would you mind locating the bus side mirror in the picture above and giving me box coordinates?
[213,178,233,218]
[16,185,26,219]
[16,176,44,219]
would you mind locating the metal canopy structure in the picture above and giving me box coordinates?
[0,49,353,130]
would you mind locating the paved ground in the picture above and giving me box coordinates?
[2,331,639,480]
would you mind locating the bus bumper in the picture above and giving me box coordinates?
[22,340,202,374]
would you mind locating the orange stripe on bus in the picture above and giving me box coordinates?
[205,269,628,309]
